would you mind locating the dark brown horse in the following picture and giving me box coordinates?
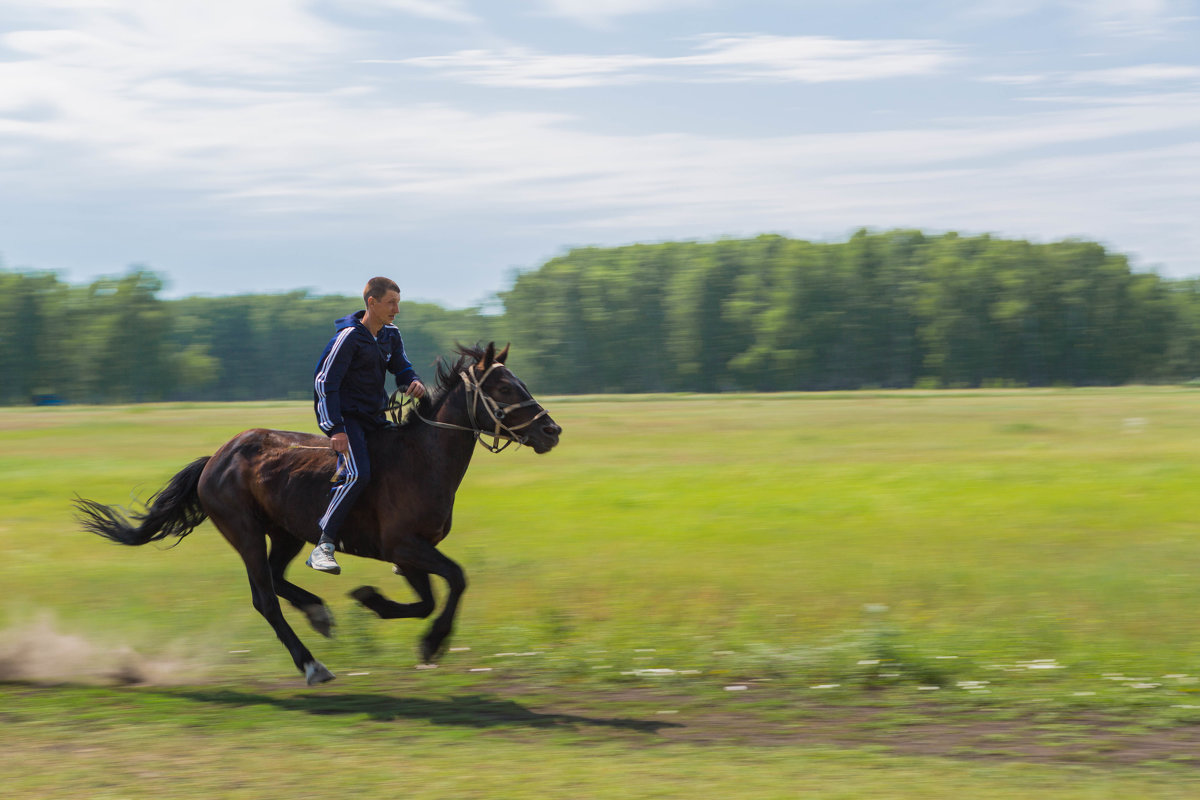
[76,343,561,685]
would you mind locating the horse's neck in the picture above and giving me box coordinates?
[418,385,479,481]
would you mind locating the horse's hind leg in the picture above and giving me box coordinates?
[224,524,332,685]
[267,532,335,637]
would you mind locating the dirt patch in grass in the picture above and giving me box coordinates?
[665,707,1200,765]
[497,686,1200,767]
[7,672,1200,768]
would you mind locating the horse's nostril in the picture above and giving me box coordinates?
[544,423,562,437]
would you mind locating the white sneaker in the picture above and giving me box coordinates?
[306,542,341,574]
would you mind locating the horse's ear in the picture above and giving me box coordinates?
[496,342,510,365]
[481,341,496,369]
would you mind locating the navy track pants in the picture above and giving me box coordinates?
[317,418,371,546]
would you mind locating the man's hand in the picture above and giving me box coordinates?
[330,432,349,454]
[405,380,427,399]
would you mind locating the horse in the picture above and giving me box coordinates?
[75,342,562,685]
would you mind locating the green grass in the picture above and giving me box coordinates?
[4,389,1200,796]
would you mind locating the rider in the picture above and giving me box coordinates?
[308,277,427,574]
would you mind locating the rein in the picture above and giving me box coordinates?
[388,361,548,454]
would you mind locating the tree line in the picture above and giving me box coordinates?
[2,229,1199,405]
[501,230,1193,392]
[0,269,494,404]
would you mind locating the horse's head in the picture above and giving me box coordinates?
[465,342,561,454]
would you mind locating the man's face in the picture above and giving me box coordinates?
[369,290,401,324]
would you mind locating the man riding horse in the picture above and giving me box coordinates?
[309,276,428,575]
[78,336,560,683]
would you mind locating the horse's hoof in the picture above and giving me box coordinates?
[301,604,335,638]
[304,660,335,685]
[349,585,378,603]
[419,637,446,665]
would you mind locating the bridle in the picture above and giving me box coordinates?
[388,361,549,453]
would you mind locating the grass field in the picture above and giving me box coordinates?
[3,389,1200,797]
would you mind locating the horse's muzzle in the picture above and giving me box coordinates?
[529,418,562,454]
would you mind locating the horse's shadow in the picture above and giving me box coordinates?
[167,688,683,735]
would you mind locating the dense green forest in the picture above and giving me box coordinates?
[3,229,1199,404]
[0,270,496,404]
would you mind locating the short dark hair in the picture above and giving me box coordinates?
[363,277,400,305]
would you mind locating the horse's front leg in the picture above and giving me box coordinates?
[349,568,435,620]
[412,548,466,663]
[352,539,466,664]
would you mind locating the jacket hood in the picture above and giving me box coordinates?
[334,310,365,330]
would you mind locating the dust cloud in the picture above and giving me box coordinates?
[0,613,205,685]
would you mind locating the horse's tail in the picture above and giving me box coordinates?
[76,456,211,547]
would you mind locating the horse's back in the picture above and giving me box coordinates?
[200,428,335,536]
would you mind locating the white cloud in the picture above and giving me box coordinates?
[981,63,1200,90]
[1080,0,1197,36]
[1064,63,1200,84]
[533,0,704,26]
[682,34,956,82]
[0,0,349,78]
[376,48,659,88]
[0,1,355,182]
[964,0,1198,37]
[332,0,480,24]
[385,35,958,88]
[980,73,1050,85]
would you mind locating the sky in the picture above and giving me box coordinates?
[1,0,1198,308]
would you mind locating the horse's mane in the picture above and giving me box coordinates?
[436,343,488,398]
[393,344,487,427]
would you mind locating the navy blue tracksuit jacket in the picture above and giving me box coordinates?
[313,310,419,436]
